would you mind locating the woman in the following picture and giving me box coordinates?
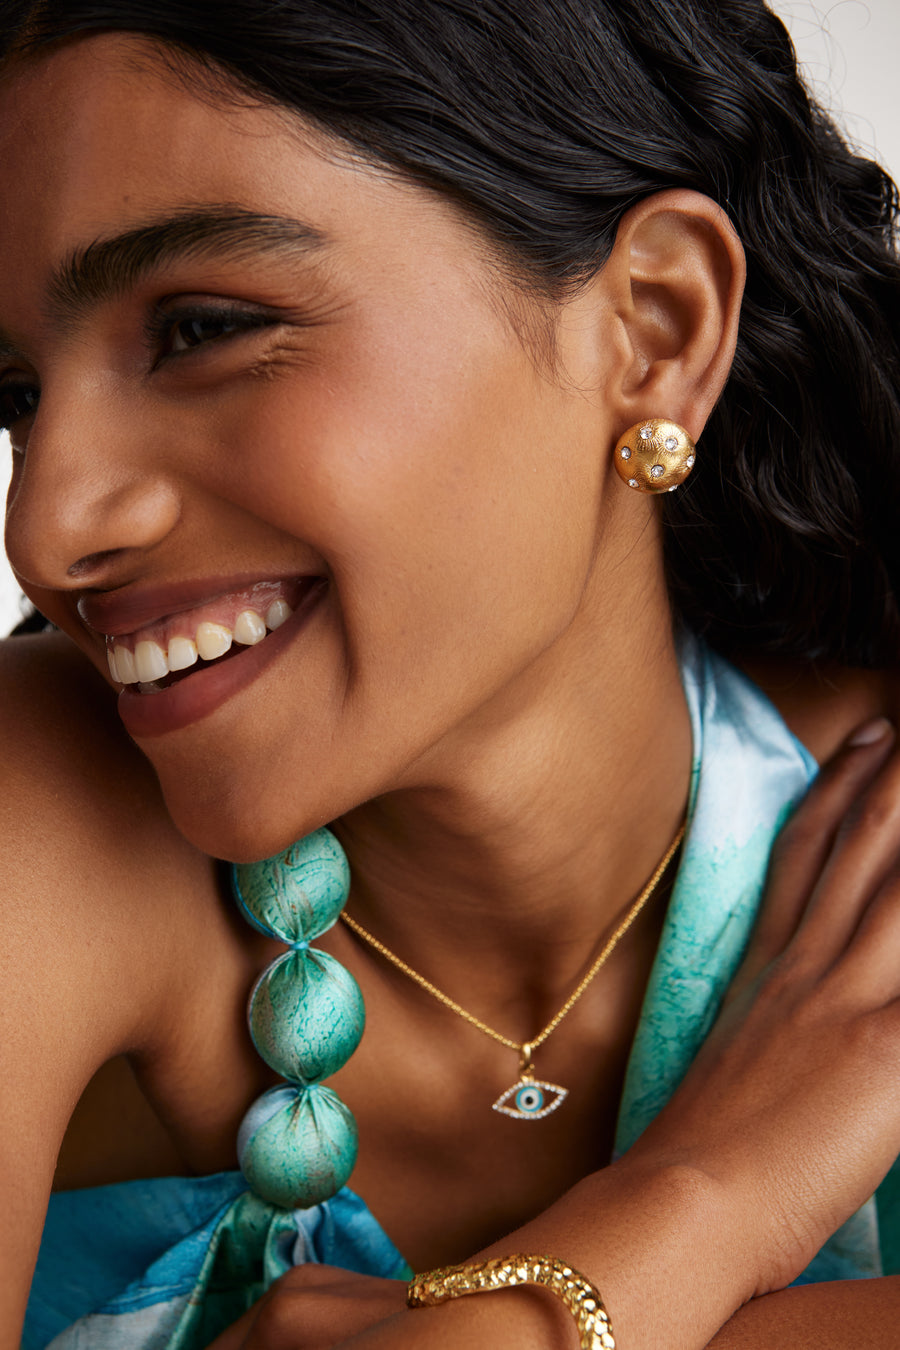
[3,1,900,1346]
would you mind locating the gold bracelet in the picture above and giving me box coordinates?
[407,1253,615,1349]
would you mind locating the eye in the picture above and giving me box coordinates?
[148,303,279,361]
[491,1078,568,1120]
[0,381,39,433]
[167,314,246,353]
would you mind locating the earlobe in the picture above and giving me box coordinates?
[607,189,746,438]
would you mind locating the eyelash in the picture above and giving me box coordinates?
[0,304,279,435]
[0,381,39,435]
[146,302,280,362]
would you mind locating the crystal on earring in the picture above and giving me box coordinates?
[686,454,695,467]
[640,426,652,440]
[650,464,665,479]
[628,478,638,488]
[620,447,631,459]
[665,436,678,450]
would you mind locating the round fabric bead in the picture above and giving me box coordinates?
[232,827,363,1210]
[236,1084,298,1161]
[233,828,351,944]
[239,1083,359,1210]
[248,947,365,1084]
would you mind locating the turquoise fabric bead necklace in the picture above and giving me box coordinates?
[233,820,685,1201]
[232,827,363,1209]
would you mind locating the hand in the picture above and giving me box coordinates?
[205,1266,408,1350]
[205,1263,585,1350]
[630,716,900,1293]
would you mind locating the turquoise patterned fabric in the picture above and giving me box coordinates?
[25,1181,410,1348]
[23,637,896,1348]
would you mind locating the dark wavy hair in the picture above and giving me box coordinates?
[5,0,900,664]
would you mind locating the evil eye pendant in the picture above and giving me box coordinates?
[492,1077,568,1121]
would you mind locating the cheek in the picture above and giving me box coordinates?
[206,316,604,658]
[138,360,604,858]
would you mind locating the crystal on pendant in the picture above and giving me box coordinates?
[492,1077,568,1120]
[628,478,638,488]
[687,454,695,467]
[650,464,665,479]
[620,447,631,459]
[640,425,652,439]
[665,436,677,450]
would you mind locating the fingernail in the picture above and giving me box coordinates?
[848,716,894,747]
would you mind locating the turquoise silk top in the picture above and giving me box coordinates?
[23,637,900,1348]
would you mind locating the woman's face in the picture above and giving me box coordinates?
[0,37,630,858]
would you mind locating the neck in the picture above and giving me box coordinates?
[332,540,691,1015]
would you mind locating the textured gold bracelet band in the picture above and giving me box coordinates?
[407,1253,615,1349]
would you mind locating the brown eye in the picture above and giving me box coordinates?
[149,304,279,362]
[169,314,243,352]
[0,382,39,431]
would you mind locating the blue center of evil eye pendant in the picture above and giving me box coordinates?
[516,1084,544,1113]
[492,1075,568,1121]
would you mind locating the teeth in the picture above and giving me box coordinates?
[117,646,138,684]
[109,593,297,685]
[234,609,267,645]
[266,599,291,630]
[196,622,233,661]
[168,635,199,671]
[135,640,169,683]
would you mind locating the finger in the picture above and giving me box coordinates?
[794,728,900,959]
[204,1301,259,1350]
[277,1264,383,1291]
[223,1270,408,1350]
[740,717,895,977]
[830,859,900,1006]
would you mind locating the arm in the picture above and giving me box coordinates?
[707,1278,900,1349]
[211,716,900,1350]
[209,1269,900,1350]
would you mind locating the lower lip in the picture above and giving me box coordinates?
[117,580,327,739]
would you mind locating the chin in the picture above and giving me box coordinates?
[157,781,324,863]
[147,741,356,863]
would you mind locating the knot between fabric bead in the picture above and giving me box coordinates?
[232,828,362,1210]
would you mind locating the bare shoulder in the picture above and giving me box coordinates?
[0,630,278,1166]
[0,631,215,991]
[735,650,900,764]
[0,632,227,1335]
[0,629,218,1096]
[2,628,158,825]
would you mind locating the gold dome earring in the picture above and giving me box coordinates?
[614,418,696,494]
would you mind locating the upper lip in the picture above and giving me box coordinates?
[77,573,317,638]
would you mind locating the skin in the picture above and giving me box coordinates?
[3,32,900,1350]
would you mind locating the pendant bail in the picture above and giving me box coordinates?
[518,1041,535,1080]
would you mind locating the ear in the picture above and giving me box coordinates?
[601,189,746,439]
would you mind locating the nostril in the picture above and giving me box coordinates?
[66,549,128,580]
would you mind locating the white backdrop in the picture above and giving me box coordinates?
[2,0,900,634]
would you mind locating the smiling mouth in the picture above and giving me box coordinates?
[104,577,324,693]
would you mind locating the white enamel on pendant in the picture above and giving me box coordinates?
[492,1078,568,1121]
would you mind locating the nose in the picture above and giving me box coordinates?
[5,400,180,592]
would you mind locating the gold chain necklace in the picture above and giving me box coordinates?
[340,822,685,1121]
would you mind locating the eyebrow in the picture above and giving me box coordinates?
[44,206,329,329]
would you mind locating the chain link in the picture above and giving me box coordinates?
[339,821,685,1058]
